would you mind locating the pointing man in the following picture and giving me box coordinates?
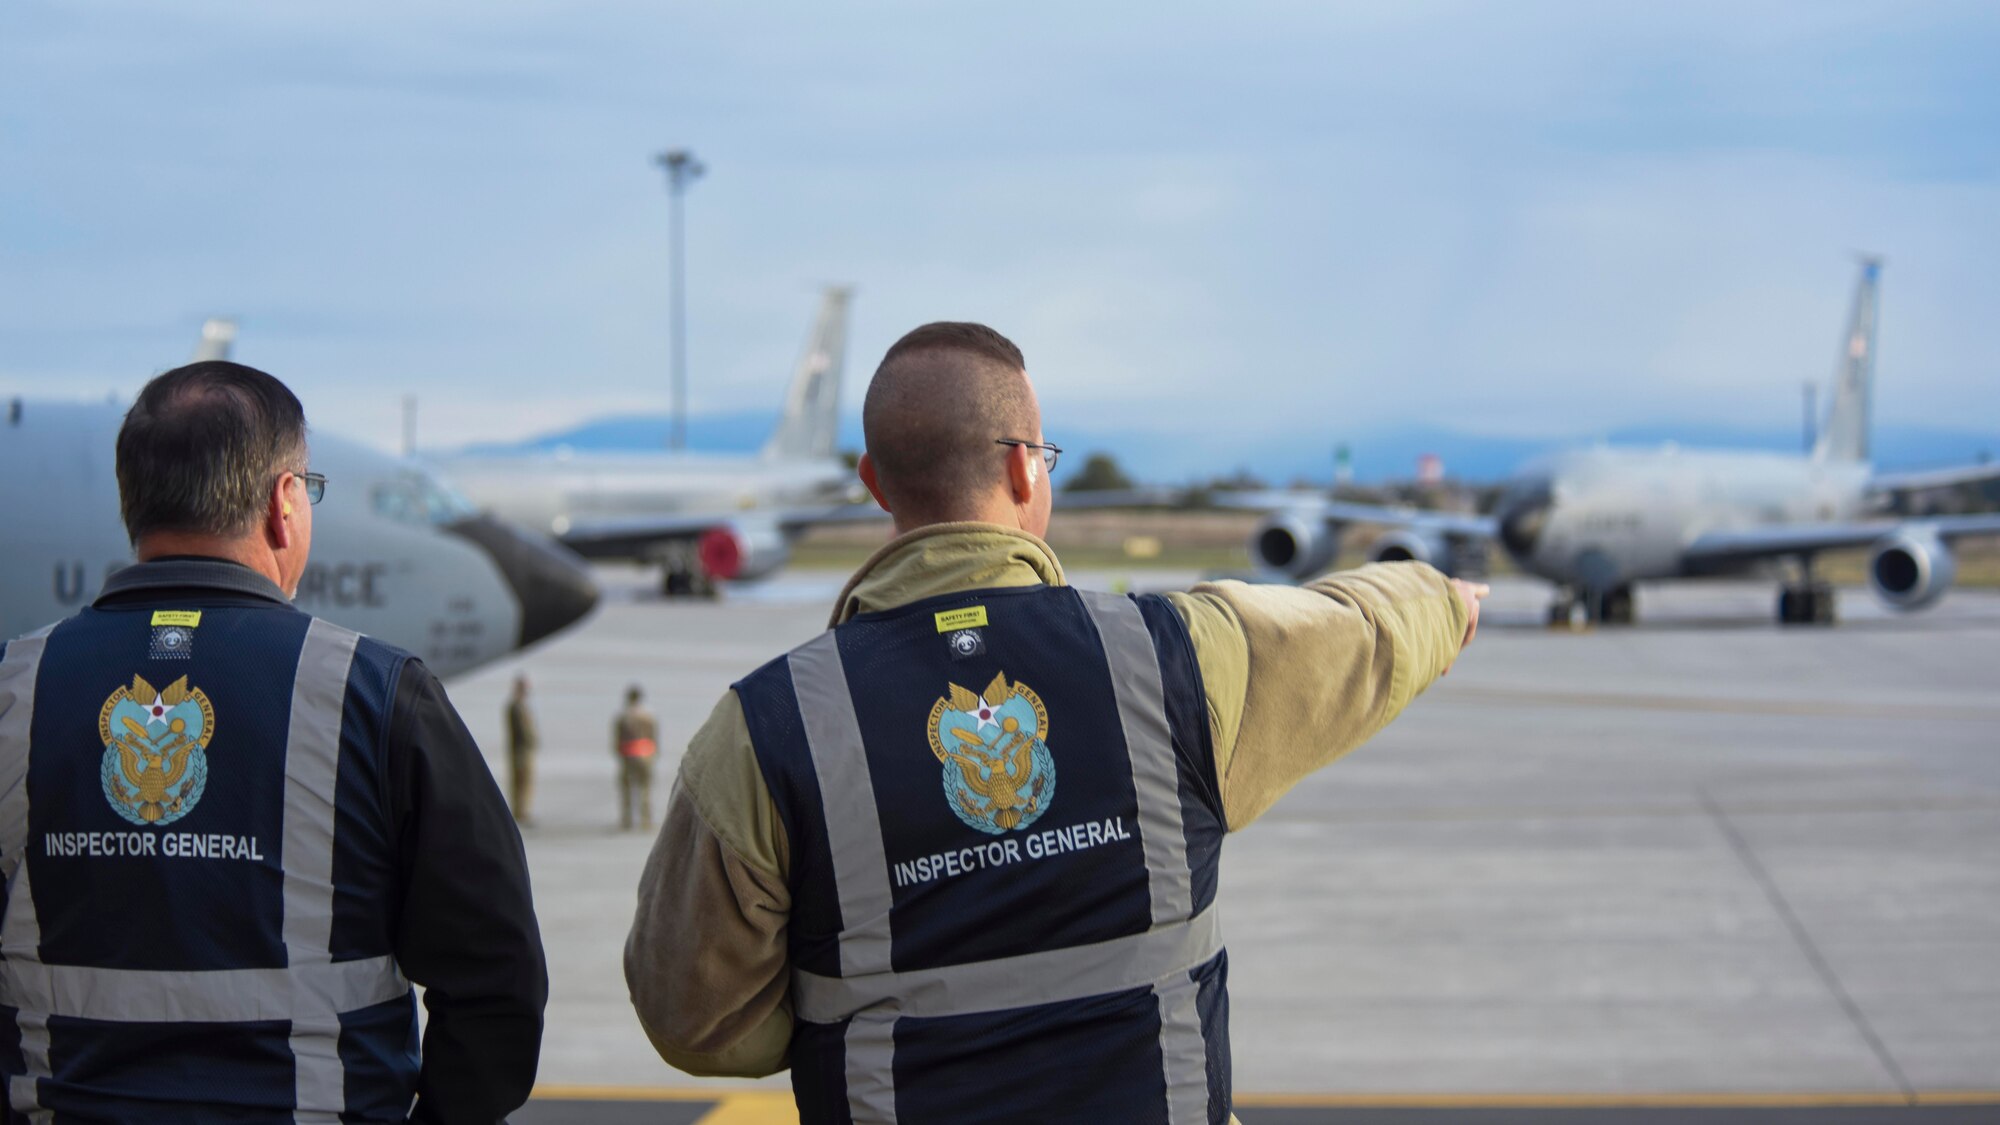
[0,361,547,1121]
[626,324,1483,1123]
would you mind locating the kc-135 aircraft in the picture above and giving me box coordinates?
[430,286,871,595]
[0,324,600,675]
[1235,259,2000,624]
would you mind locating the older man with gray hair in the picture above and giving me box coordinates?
[0,360,546,1122]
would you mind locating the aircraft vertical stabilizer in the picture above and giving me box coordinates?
[761,286,853,462]
[1813,258,1879,464]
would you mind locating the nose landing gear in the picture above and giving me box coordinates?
[1776,554,1836,626]
[654,543,717,599]
[1547,584,1636,627]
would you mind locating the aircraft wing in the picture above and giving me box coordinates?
[555,501,884,559]
[1683,514,2000,565]
[1052,487,1189,510]
[1869,463,2000,494]
[1207,490,1499,538]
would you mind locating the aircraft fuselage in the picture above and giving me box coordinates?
[1496,446,1874,589]
[1,402,597,676]
[436,451,855,540]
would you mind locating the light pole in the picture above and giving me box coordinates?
[655,148,705,452]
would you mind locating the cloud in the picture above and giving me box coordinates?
[2,1,1995,467]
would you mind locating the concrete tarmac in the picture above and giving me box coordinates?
[440,567,2000,1119]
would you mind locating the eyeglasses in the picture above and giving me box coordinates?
[299,471,327,505]
[994,438,1062,474]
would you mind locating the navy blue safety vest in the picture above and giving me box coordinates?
[738,584,1230,1124]
[0,564,418,1123]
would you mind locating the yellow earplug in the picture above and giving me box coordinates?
[283,503,293,516]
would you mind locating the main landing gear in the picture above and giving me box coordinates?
[656,545,717,600]
[1777,555,1835,625]
[1548,584,1635,627]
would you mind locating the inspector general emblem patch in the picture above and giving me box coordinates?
[98,673,215,826]
[926,672,1055,835]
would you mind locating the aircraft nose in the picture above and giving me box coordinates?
[444,514,600,647]
[1496,477,1555,560]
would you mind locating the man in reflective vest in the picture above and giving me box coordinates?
[0,361,547,1121]
[626,323,1484,1123]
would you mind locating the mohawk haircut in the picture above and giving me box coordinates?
[862,322,1036,522]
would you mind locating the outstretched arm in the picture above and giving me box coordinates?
[1166,562,1480,830]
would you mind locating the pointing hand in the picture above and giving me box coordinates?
[1449,579,1490,652]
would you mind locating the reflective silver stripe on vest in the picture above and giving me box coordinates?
[844,1012,899,1125]
[794,907,1222,1023]
[0,954,409,1023]
[1157,972,1209,1122]
[789,633,894,978]
[1078,591,1193,925]
[0,628,55,1122]
[1082,590,1213,1123]
[789,631,898,1123]
[284,619,390,1122]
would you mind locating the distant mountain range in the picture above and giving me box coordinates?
[455,411,2000,485]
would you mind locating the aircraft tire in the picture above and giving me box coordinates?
[1778,584,1837,626]
[663,568,697,598]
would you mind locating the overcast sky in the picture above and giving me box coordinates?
[4,1,1995,462]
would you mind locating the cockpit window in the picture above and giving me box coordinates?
[372,470,480,526]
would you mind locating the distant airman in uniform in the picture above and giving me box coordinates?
[506,674,538,825]
[614,685,658,830]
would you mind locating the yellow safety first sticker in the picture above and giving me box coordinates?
[150,611,202,627]
[934,606,988,633]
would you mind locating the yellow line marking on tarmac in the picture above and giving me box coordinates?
[1442,686,2000,722]
[1234,1090,2000,1108]
[690,1091,800,1124]
[534,1083,2000,1111]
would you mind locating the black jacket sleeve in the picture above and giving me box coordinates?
[386,660,549,1124]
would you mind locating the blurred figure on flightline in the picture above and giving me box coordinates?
[614,684,658,830]
[506,674,538,826]
[0,361,546,1121]
[625,322,1484,1124]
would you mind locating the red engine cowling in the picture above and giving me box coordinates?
[697,522,792,582]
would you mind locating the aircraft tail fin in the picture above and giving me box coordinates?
[761,286,853,462]
[192,318,237,363]
[1813,257,1880,464]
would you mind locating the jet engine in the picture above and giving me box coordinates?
[1368,529,1445,567]
[1366,529,1487,577]
[1250,512,1341,578]
[697,521,792,582]
[1868,530,1955,612]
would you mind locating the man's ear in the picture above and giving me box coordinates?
[266,472,296,550]
[1005,442,1038,506]
[857,453,892,513]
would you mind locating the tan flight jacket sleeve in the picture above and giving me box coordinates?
[1164,560,1467,829]
[625,693,794,1077]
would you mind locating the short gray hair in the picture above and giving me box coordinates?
[116,361,309,542]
